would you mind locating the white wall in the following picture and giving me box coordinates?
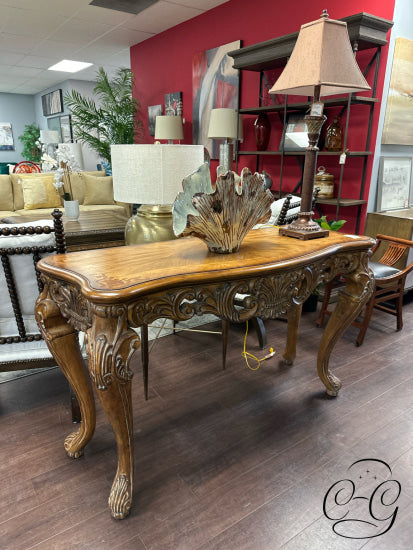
[0,93,36,163]
[368,0,413,212]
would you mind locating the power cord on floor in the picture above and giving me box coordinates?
[242,320,276,370]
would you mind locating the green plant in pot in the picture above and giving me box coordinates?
[18,123,41,162]
[303,216,346,312]
[64,67,143,167]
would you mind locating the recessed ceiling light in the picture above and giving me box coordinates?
[48,60,93,73]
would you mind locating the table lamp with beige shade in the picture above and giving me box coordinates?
[269,10,370,240]
[208,108,240,172]
[154,115,184,144]
[111,144,204,245]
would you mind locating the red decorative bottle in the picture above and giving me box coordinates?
[254,113,271,151]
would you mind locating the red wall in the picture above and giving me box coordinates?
[130,0,395,234]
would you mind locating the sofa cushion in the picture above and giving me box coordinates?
[64,171,104,204]
[10,172,55,210]
[83,173,115,205]
[0,175,13,211]
[19,174,62,210]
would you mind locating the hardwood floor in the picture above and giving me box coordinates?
[1,298,412,549]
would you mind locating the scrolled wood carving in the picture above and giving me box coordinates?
[43,275,91,332]
[128,251,366,325]
[88,305,140,390]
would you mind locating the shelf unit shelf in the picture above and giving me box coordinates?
[229,12,393,233]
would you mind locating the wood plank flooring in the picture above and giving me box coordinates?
[1,298,412,549]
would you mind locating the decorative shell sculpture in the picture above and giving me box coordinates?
[173,163,273,254]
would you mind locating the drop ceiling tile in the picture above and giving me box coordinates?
[32,39,88,59]
[124,1,203,34]
[0,65,43,78]
[0,51,25,65]
[15,55,58,70]
[0,33,40,54]
[0,8,67,38]
[47,17,114,45]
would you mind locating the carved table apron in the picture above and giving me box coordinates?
[34,227,374,519]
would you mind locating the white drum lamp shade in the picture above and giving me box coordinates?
[111,144,204,205]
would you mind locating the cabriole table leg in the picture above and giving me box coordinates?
[317,265,374,396]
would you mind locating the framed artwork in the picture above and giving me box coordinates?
[377,157,412,212]
[148,104,163,136]
[382,37,413,145]
[192,40,240,159]
[41,89,63,117]
[165,92,183,116]
[280,113,309,151]
[47,115,73,143]
[47,116,63,142]
[60,115,73,143]
[0,122,14,150]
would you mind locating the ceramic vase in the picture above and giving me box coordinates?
[254,113,271,151]
[64,199,79,221]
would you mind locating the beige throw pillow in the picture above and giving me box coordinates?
[19,175,62,210]
[83,174,115,205]
[0,175,13,211]
[10,172,55,210]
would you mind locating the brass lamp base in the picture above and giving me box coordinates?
[125,204,176,245]
[279,212,329,240]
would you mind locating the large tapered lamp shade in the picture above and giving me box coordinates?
[269,11,370,239]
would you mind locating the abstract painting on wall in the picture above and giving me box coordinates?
[382,37,413,145]
[0,122,14,150]
[192,40,240,159]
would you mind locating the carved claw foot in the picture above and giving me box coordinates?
[108,474,132,519]
[279,357,294,367]
[325,373,342,397]
[64,430,85,459]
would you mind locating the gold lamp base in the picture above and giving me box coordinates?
[279,212,329,240]
[125,204,176,245]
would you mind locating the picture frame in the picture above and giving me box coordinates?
[47,114,73,143]
[148,104,163,136]
[165,92,183,116]
[377,157,412,212]
[47,116,63,142]
[280,112,309,151]
[41,89,63,117]
[60,115,73,143]
[0,122,14,150]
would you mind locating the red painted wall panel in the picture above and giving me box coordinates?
[130,0,395,233]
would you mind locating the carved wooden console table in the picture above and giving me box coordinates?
[34,227,374,519]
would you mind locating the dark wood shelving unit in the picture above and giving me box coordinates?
[229,12,393,233]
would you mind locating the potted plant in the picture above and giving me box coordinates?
[64,68,143,167]
[302,216,346,312]
[18,123,41,163]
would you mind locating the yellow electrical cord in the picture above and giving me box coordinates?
[242,320,275,370]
